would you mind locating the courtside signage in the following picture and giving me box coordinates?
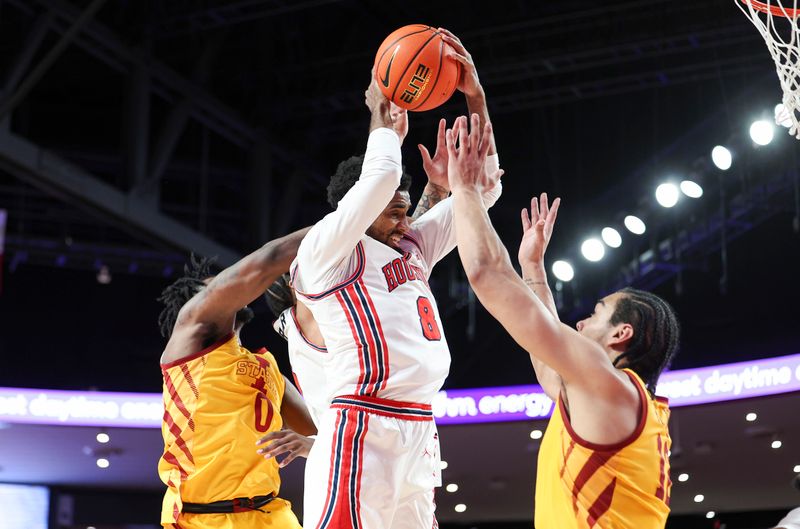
[1,354,798,427]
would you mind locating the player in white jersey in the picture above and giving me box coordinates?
[292,31,502,529]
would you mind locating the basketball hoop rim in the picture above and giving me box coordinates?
[740,0,800,18]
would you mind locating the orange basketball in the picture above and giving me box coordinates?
[374,25,461,112]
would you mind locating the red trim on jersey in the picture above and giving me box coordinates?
[163,409,194,463]
[560,438,576,478]
[314,411,344,529]
[571,451,618,513]
[291,306,327,352]
[655,395,669,404]
[336,290,369,396]
[179,364,199,399]
[335,394,432,411]
[162,450,188,481]
[294,242,366,301]
[655,434,666,500]
[160,332,235,369]
[353,412,369,529]
[346,284,381,395]
[586,476,617,527]
[163,372,195,430]
[357,280,390,392]
[558,369,648,452]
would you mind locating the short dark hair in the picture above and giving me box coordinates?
[157,254,216,338]
[326,154,411,209]
[265,273,294,317]
[610,288,680,394]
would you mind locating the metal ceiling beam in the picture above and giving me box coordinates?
[0,129,241,265]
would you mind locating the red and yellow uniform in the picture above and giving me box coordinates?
[158,333,301,529]
[535,369,671,529]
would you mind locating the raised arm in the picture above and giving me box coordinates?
[412,118,450,221]
[163,227,310,363]
[447,116,623,400]
[295,79,401,287]
[517,193,563,401]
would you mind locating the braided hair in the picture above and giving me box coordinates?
[157,254,216,338]
[326,155,412,209]
[609,288,680,394]
[265,273,295,317]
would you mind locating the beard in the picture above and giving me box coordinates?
[235,306,255,328]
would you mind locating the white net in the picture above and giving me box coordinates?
[736,0,800,138]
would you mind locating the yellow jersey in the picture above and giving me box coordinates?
[158,333,285,525]
[535,369,671,529]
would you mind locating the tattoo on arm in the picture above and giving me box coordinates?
[411,183,449,221]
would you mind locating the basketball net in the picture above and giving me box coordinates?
[737,0,800,138]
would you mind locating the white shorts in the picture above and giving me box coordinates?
[303,394,441,529]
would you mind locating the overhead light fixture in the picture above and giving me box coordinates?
[680,180,703,198]
[711,145,732,170]
[552,260,574,282]
[96,265,112,285]
[580,238,605,262]
[96,458,110,469]
[678,473,689,482]
[772,440,782,449]
[745,412,757,422]
[624,215,646,235]
[601,227,622,248]
[694,494,704,503]
[706,511,715,519]
[96,432,110,444]
[454,504,467,513]
[440,460,448,470]
[655,183,680,208]
[793,464,800,473]
[446,483,459,493]
[530,430,543,440]
[750,119,774,146]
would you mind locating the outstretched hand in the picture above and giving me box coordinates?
[418,118,449,191]
[390,103,409,145]
[518,193,561,270]
[446,114,494,193]
[256,429,314,468]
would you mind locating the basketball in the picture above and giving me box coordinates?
[374,25,461,112]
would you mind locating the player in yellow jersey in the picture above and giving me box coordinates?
[156,228,317,529]
[446,116,680,529]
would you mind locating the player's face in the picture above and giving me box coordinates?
[575,293,622,345]
[367,190,412,249]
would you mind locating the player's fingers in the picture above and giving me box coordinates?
[445,128,456,157]
[447,52,470,67]
[418,144,432,165]
[436,118,447,148]
[469,114,481,152]
[478,121,492,159]
[521,208,532,231]
[256,431,286,445]
[549,197,561,225]
[279,451,299,468]
[530,196,540,222]
[540,192,549,218]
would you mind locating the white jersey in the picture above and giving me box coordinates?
[291,127,501,405]
[273,307,328,428]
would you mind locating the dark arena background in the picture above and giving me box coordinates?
[1,1,799,528]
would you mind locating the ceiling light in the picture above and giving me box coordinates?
[439,460,448,470]
[446,483,459,493]
[96,265,112,285]
[680,180,703,198]
[711,145,733,170]
[601,227,622,248]
[678,473,689,482]
[772,440,782,449]
[694,494,704,503]
[530,430,543,440]
[96,458,110,469]
[552,260,574,282]
[581,238,605,262]
[96,432,110,444]
[624,215,646,235]
[706,511,715,519]
[750,119,774,145]
[655,183,680,208]
[793,464,800,473]
[454,504,467,513]
[745,412,757,422]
